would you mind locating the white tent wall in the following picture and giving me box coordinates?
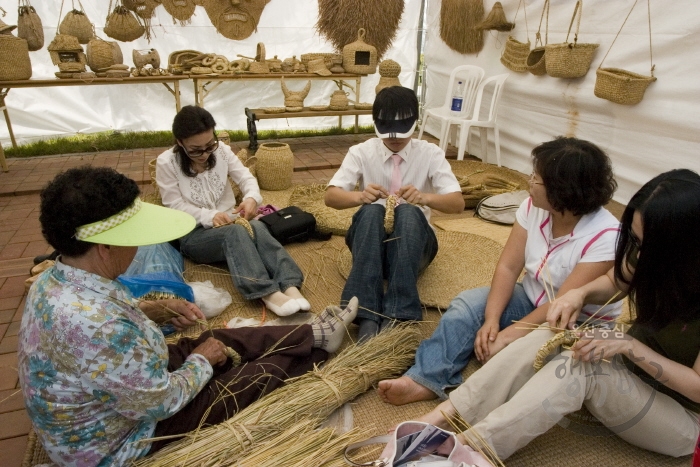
[422,0,700,204]
[0,0,422,145]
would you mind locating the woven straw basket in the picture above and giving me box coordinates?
[526,47,546,75]
[342,28,378,75]
[256,142,294,191]
[87,38,122,72]
[104,5,145,42]
[544,1,598,79]
[17,5,44,51]
[59,10,94,44]
[500,36,530,73]
[300,53,335,69]
[594,68,656,105]
[0,36,32,81]
[329,90,349,110]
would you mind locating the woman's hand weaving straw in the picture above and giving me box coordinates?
[167,300,205,330]
[192,337,228,366]
[233,196,258,220]
[213,211,232,227]
[547,288,585,329]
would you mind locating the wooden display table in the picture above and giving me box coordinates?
[245,105,371,150]
[0,75,188,171]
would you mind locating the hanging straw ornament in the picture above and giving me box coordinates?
[475,1,514,32]
[161,0,197,25]
[525,0,549,76]
[342,28,378,75]
[440,0,484,54]
[594,0,656,105]
[104,0,145,42]
[17,0,44,51]
[499,0,530,73]
[122,0,159,41]
[58,0,94,44]
[544,0,599,78]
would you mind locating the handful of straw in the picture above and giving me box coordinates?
[384,194,398,234]
[136,323,421,467]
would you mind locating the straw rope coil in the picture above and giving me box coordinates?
[135,324,421,467]
[383,195,398,234]
[440,0,484,54]
[309,104,330,111]
[17,3,44,51]
[255,142,294,191]
[544,0,598,79]
[0,35,32,81]
[533,330,578,371]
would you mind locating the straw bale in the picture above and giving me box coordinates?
[440,0,485,54]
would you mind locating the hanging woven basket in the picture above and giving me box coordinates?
[17,3,44,51]
[0,35,32,80]
[342,28,378,75]
[525,0,549,76]
[544,1,598,79]
[104,4,145,42]
[256,143,294,191]
[500,36,530,73]
[59,9,94,44]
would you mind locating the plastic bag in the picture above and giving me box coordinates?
[118,243,194,302]
[188,280,232,318]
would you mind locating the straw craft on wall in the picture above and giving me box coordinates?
[544,0,599,79]
[161,0,197,25]
[440,0,484,54]
[475,1,514,31]
[316,0,404,59]
[526,0,550,76]
[500,0,531,73]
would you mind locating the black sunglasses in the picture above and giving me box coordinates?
[183,135,219,158]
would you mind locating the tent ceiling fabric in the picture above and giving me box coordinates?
[0,0,422,147]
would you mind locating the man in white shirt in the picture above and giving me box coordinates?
[324,87,464,341]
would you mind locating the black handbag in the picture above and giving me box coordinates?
[258,206,330,244]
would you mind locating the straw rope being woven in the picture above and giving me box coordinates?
[135,323,421,466]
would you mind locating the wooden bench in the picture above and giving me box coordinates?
[245,106,372,150]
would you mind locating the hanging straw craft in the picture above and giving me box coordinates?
[544,0,599,79]
[594,0,656,105]
[58,0,94,44]
[475,1,514,31]
[526,0,549,76]
[342,28,378,75]
[104,1,145,42]
[17,0,44,51]
[161,0,197,25]
[499,0,530,73]
[440,0,484,54]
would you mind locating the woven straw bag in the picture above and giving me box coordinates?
[104,1,145,42]
[343,28,378,75]
[526,0,549,76]
[59,7,94,44]
[87,38,122,72]
[594,0,656,105]
[499,0,530,73]
[256,142,294,191]
[17,1,44,51]
[544,1,598,79]
[329,90,349,110]
[0,35,32,80]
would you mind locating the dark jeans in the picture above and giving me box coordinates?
[149,325,327,453]
[341,203,438,323]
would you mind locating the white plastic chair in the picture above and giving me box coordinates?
[418,65,484,150]
[448,73,509,165]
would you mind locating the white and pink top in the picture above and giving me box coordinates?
[516,198,622,323]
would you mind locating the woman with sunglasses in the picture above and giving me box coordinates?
[412,169,700,460]
[379,136,621,406]
[156,106,309,316]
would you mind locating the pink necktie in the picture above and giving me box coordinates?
[389,154,402,195]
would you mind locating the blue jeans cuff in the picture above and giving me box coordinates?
[404,369,451,401]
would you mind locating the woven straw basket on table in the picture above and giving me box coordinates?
[300,52,335,69]
[87,38,122,72]
[0,35,32,81]
[544,0,598,79]
[255,143,294,191]
[17,3,44,51]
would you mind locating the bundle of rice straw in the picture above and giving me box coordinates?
[440,0,485,54]
[136,324,421,466]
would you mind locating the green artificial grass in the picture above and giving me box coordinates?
[5,125,375,158]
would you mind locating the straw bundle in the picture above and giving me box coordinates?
[0,36,32,80]
[440,0,484,54]
[255,142,294,191]
[59,9,94,44]
[135,324,421,466]
[384,194,398,234]
[104,5,145,42]
[161,0,197,25]
[17,3,44,51]
[316,0,404,59]
[475,2,514,31]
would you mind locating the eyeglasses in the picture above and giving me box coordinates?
[529,173,544,186]
[183,135,219,158]
[625,227,642,269]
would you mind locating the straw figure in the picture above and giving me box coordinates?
[281,77,311,109]
[316,0,404,59]
[161,0,197,25]
[202,0,271,40]
[375,59,401,94]
[440,0,485,54]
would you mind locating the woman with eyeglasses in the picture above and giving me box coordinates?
[379,136,621,406]
[413,169,700,460]
[156,106,309,316]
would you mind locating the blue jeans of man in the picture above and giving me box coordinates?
[179,220,303,300]
[405,284,534,400]
[341,203,438,323]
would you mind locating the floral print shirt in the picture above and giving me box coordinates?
[17,259,213,467]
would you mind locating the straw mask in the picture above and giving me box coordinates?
[202,0,271,40]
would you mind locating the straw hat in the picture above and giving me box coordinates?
[0,19,18,35]
[307,58,332,76]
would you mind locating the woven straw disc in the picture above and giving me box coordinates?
[289,184,358,236]
[309,105,330,111]
[353,102,374,110]
[263,107,286,114]
[338,230,503,309]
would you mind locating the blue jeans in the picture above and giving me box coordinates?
[179,220,303,300]
[406,284,534,400]
[341,203,438,322]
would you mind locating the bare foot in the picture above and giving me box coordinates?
[415,400,457,430]
[377,376,437,406]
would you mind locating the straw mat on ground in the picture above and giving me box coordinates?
[433,217,513,246]
[289,183,358,235]
[338,230,503,309]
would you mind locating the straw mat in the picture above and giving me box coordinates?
[289,183,358,235]
[21,429,51,467]
[448,159,529,188]
[338,230,503,309]
[433,216,513,246]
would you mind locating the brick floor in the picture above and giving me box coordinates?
[0,132,464,467]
